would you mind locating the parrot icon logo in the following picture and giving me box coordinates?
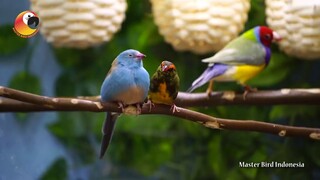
[13,10,40,38]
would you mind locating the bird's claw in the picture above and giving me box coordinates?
[147,100,155,112]
[243,86,258,100]
[135,103,142,115]
[118,102,125,112]
[170,104,180,114]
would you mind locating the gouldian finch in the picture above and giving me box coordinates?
[100,49,150,158]
[149,61,180,113]
[187,26,281,96]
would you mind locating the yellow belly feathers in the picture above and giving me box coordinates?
[233,64,265,84]
[214,64,266,85]
[149,82,173,105]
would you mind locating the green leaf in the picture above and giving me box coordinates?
[107,115,175,175]
[240,149,266,179]
[9,71,41,94]
[40,158,67,180]
[49,112,96,143]
[268,143,311,179]
[307,143,320,167]
[246,0,266,29]
[269,105,318,120]
[109,132,174,175]
[208,135,224,178]
[53,48,96,69]
[55,72,77,96]
[127,18,162,51]
[216,106,269,121]
[0,24,28,55]
[9,71,41,121]
[14,113,29,122]
[116,115,176,136]
[48,112,96,163]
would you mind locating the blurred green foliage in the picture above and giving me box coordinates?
[9,71,41,94]
[0,24,28,56]
[3,0,320,179]
[9,71,41,121]
[40,158,67,180]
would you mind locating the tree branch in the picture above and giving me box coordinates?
[74,89,320,106]
[175,89,320,106]
[8,87,318,107]
[0,86,319,140]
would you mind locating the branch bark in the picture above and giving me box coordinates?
[1,86,320,140]
[73,89,320,106]
[175,89,320,106]
[6,88,318,107]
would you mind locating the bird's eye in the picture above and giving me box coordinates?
[264,34,271,40]
[128,54,133,57]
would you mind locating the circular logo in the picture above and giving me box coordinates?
[13,10,40,38]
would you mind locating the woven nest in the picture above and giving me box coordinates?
[151,0,250,54]
[266,0,320,60]
[30,0,127,48]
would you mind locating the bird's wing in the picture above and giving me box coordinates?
[106,59,118,77]
[134,67,150,99]
[167,73,180,100]
[99,112,119,159]
[101,66,135,102]
[187,64,229,93]
[202,38,266,66]
[149,72,160,93]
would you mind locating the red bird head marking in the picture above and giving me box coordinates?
[259,26,281,47]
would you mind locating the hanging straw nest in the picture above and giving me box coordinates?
[266,0,320,60]
[150,0,250,54]
[30,0,127,48]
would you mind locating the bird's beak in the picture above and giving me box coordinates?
[273,31,282,42]
[135,53,146,60]
[162,65,168,72]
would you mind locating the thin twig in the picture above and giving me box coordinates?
[0,86,319,140]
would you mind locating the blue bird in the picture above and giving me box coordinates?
[100,49,150,159]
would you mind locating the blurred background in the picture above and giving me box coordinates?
[0,0,320,179]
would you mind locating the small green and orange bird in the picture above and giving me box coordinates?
[187,26,282,97]
[149,61,180,112]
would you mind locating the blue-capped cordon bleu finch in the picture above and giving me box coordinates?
[99,49,150,158]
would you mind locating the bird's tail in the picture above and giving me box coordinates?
[187,64,228,93]
[99,112,120,159]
